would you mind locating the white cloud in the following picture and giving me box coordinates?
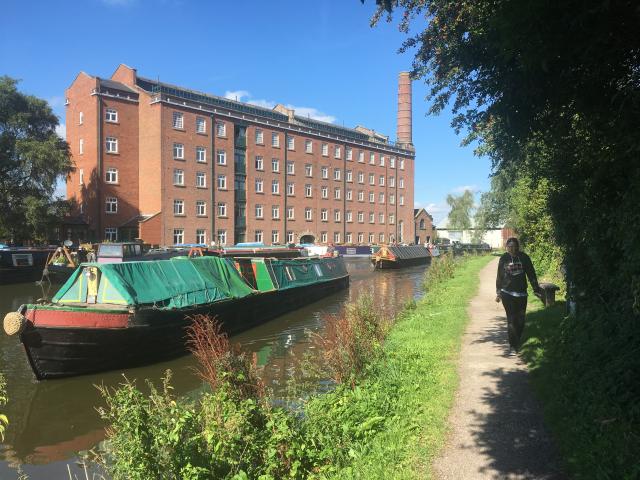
[221,89,336,123]
[451,185,479,194]
[55,123,66,140]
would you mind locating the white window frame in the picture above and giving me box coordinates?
[255,230,263,243]
[217,229,227,246]
[196,117,206,133]
[272,230,279,244]
[271,132,280,147]
[272,179,279,194]
[400,158,405,170]
[334,168,341,180]
[321,186,328,199]
[358,191,364,202]
[196,172,206,188]
[197,200,207,216]
[217,174,227,190]
[321,166,328,179]
[346,170,352,182]
[255,129,264,144]
[272,158,279,172]
[346,189,352,201]
[305,139,313,153]
[173,199,184,216]
[369,233,375,243]
[255,178,264,193]
[321,209,328,221]
[400,194,405,206]
[254,155,263,170]
[334,187,341,200]
[106,167,118,184]
[358,232,364,243]
[346,232,353,243]
[216,122,226,137]
[287,161,295,175]
[173,112,184,129]
[305,184,312,197]
[390,157,396,168]
[346,147,352,161]
[197,146,207,163]
[287,206,295,219]
[255,204,263,218]
[358,151,364,163]
[369,192,375,203]
[173,143,184,159]
[287,182,295,196]
[369,173,375,185]
[346,211,353,223]
[196,229,206,245]
[106,108,118,123]
[379,192,385,204]
[321,143,328,156]
[334,232,341,243]
[272,205,280,219]
[321,232,328,243]
[369,212,375,223]
[305,207,312,220]
[358,212,364,223]
[105,196,118,214]
[106,137,118,153]
[79,111,84,125]
[79,138,84,155]
[173,168,185,186]
[287,231,295,243]
[379,213,385,224]
[334,209,341,222]
[334,146,341,159]
[105,227,117,242]
[379,175,385,186]
[287,135,295,151]
[369,152,375,165]
[358,172,364,184]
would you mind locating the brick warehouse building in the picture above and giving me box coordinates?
[65,64,415,247]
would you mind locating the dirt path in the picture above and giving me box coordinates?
[432,258,565,480]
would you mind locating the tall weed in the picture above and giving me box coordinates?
[423,254,458,292]
[0,373,7,441]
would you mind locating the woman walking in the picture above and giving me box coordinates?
[495,237,541,350]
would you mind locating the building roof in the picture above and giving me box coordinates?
[98,78,138,94]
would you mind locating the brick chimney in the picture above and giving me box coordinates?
[397,72,414,150]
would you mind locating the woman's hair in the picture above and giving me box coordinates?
[505,237,520,249]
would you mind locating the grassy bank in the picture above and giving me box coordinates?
[96,255,493,479]
[302,254,493,479]
[520,303,640,479]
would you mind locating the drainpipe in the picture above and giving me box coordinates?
[210,114,216,246]
[343,141,347,243]
[283,133,288,244]
[96,91,103,241]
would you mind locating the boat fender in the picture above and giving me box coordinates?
[3,311,26,336]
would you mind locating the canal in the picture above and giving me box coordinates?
[0,258,428,479]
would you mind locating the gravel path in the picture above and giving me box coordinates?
[432,258,566,480]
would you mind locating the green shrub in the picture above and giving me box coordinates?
[423,254,458,292]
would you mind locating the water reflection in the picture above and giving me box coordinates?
[0,258,427,478]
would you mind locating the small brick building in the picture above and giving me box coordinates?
[414,208,435,245]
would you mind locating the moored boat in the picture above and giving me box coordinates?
[0,246,56,285]
[3,255,349,380]
[371,244,431,269]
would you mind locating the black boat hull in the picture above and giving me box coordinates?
[372,256,431,269]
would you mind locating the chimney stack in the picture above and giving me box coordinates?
[397,72,413,150]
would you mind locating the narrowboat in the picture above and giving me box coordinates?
[0,246,56,285]
[334,245,373,257]
[371,244,431,269]
[3,255,349,380]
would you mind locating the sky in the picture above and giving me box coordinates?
[1,0,492,226]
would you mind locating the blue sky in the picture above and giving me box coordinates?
[1,0,491,225]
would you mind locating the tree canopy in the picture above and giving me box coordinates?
[445,189,473,230]
[0,76,73,243]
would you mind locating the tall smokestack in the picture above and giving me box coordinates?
[397,71,413,150]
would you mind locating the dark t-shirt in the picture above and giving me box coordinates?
[496,251,539,295]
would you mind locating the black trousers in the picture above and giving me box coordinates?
[501,293,528,349]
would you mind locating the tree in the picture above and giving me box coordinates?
[0,76,73,243]
[445,189,473,230]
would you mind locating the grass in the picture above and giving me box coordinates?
[520,302,640,479]
[309,254,494,479]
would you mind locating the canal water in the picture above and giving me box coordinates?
[0,258,428,479]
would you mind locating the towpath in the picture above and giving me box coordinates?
[432,258,565,480]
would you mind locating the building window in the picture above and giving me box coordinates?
[287,231,294,243]
[79,138,84,155]
[379,175,385,186]
[255,204,263,218]
[304,164,313,177]
[379,192,385,204]
[379,233,385,243]
[287,161,295,175]
[106,108,118,123]
[197,200,207,216]
[346,189,352,201]
[346,232,353,243]
[321,232,328,243]
[334,146,341,159]
[334,168,341,180]
[358,150,365,163]
[196,229,206,245]
[334,232,341,243]
[79,111,84,125]
[173,169,184,186]
[272,158,279,172]
[379,213,385,224]
[390,194,395,205]
[105,227,117,242]
[390,157,396,168]
[358,172,364,184]
[321,143,328,156]
[358,232,364,243]
[196,172,206,188]
[105,197,117,214]
[255,230,263,243]
[197,146,207,163]
[321,186,328,199]
[389,176,395,187]
[389,213,395,224]
[196,117,206,133]
[346,211,353,223]
[255,129,264,144]
[173,199,184,215]
[106,137,118,153]
[334,187,341,200]
[216,122,226,137]
[369,212,375,223]
[358,211,364,223]
[400,158,405,170]
[369,173,375,185]
[321,166,328,179]
[217,229,227,245]
[173,112,184,129]
[79,168,84,185]
[272,230,279,244]
[369,192,375,203]
[287,206,295,219]
[217,174,227,190]
[305,184,312,197]
[106,167,118,184]
[272,205,280,219]
[305,207,312,220]
[287,182,295,196]
[400,194,405,206]
[305,139,313,153]
[358,190,364,202]
[272,179,279,194]
[254,155,263,170]
[272,132,280,147]
[334,209,341,222]
[346,147,352,161]
[287,135,295,150]
[399,178,404,188]
[346,170,352,182]
[173,143,184,159]
[380,155,385,166]
[369,152,375,165]
[321,209,328,221]
[369,233,375,243]
[255,178,263,193]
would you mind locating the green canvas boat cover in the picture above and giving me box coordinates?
[52,256,255,308]
[262,256,348,291]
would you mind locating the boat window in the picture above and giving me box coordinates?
[314,264,323,277]
[11,254,33,267]
[98,244,124,258]
[134,244,142,256]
